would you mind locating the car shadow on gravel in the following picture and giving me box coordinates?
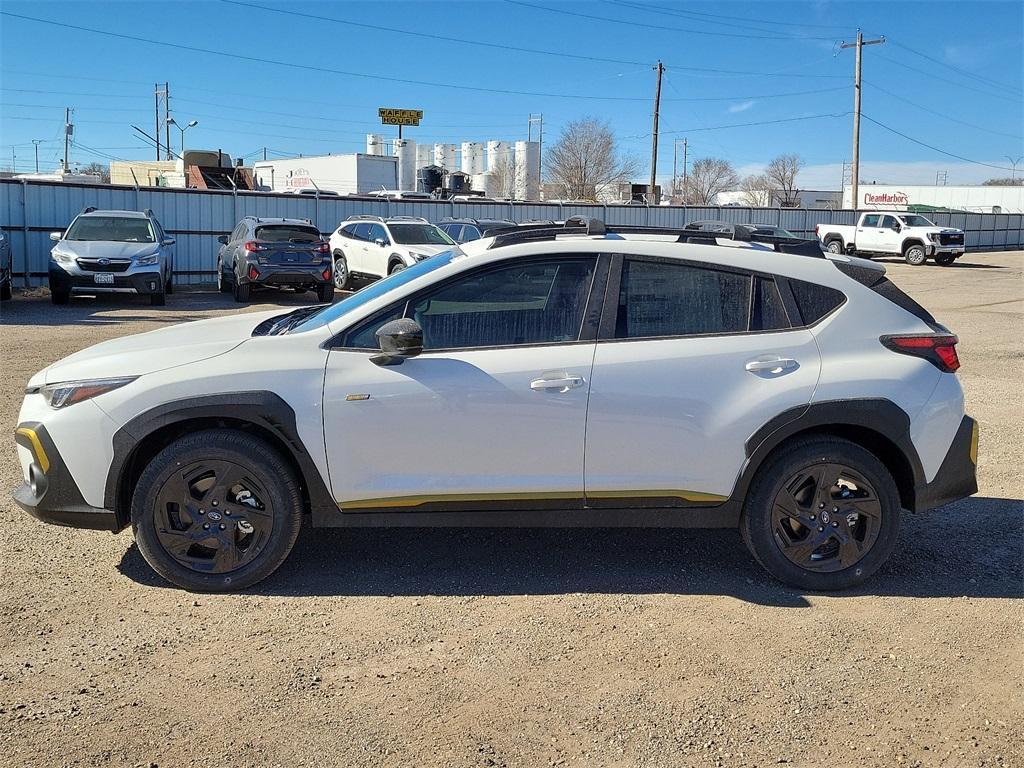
[116,496,1023,605]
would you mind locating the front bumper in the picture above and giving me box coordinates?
[13,422,121,532]
[49,266,164,295]
[926,243,965,257]
[915,415,978,512]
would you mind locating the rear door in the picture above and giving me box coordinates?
[584,255,822,507]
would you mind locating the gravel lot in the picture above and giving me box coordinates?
[1,252,1021,768]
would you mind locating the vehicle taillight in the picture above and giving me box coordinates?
[880,333,960,373]
[248,265,260,280]
[244,241,265,253]
[814,224,820,236]
[322,267,332,281]
[316,241,330,253]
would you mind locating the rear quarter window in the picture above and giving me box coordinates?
[789,279,846,325]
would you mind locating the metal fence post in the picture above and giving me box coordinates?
[19,179,30,288]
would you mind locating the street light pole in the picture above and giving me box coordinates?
[166,117,198,157]
[1005,155,1023,182]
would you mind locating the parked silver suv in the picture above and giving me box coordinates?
[48,207,175,306]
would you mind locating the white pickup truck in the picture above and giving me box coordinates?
[815,211,966,266]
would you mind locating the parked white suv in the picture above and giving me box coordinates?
[328,215,454,289]
[48,207,175,305]
[13,219,977,592]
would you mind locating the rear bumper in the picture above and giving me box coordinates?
[914,415,978,512]
[13,422,121,532]
[241,263,331,287]
[49,267,164,295]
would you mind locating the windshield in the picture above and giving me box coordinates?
[389,223,455,246]
[65,216,155,243]
[899,214,934,227]
[255,225,320,243]
[291,250,457,333]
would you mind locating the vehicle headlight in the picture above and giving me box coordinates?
[927,233,941,243]
[38,376,137,409]
[409,251,429,261]
[51,250,73,264]
[134,252,160,266]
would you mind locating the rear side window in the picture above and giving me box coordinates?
[789,279,846,324]
[615,259,750,338]
[255,225,320,243]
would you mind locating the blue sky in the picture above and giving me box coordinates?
[1,0,1022,188]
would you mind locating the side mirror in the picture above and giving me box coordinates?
[217,235,229,245]
[49,231,62,242]
[371,318,423,366]
[374,237,388,248]
[892,223,901,232]
[162,237,176,246]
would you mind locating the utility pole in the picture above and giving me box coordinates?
[263,147,267,161]
[164,82,171,161]
[63,107,72,173]
[682,138,688,204]
[1005,155,1023,182]
[841,30,885,211]
[154,84,162,161]
[32,139,42,173]
[649,60,664,204]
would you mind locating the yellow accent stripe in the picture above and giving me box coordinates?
[970,421,979,465]
[15,427,49,473]
[338,488,726,510]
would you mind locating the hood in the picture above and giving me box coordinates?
[37,309,283,386]
[52,240,159,259]
[406,244,452,258]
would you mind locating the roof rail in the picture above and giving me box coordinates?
[387,215,430,222]
[487,217,606,249]
[143,208,154,218]
[345,214,385,223]
[81,206,97,214]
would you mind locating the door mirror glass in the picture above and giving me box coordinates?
[372,318,423,366]
[374,237,387,248]
[162,237,176,246]
[891,222,901,231]
[49,231,62,241]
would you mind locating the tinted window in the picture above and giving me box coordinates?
[367,223,388,243]
[342,305,407,349]
[862,214,881,228]
[789,279,845,324]
[410,258,596,349]
[255,225,320,243]
[232,222,248,241]
[65,216,155,243]
[352,223,372,241]
[751,276,790,331]
[389,223,455,246]
[615,259,750,338]
[463,226,482,242]
[881,215,897,229]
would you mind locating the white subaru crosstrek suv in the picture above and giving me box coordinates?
[13,219,978,592]
[48,207,175,306]
[328,215,455,290]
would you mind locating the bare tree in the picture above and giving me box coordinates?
[544,118,638,200]
[682,157,739,205]
[739,174,771,206]
[764,154,802,207]
[80,162,111,183]
[983,177,1024,186]
[489,157,518,199]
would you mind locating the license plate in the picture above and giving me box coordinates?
[93,273,114,284]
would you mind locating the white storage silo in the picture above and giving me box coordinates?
[393,138,417,191]
[461,142,485,175]
[434,143,457,171]
[366,134,386,156]
[515,140,541,200]
[486,140,513,173]
[472,172,500,198]
[415,143,433,171]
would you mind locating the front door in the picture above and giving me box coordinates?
[856,213,884,251]
[584,256,822,506]
[323,255,602,512]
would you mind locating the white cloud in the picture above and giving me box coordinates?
[728,100,756,114]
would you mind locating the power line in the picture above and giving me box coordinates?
[603,0,861,35]
[863,80,1022,140]
[860,113,1017,171]
[875,52,1023,102]
[505,0,835,40]
[657,112,850,136]
[0,10,712,101]
[602,0,857,31]
[888,39,1023,96]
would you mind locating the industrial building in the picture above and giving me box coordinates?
[715,189,843,209]
[843,183,1024,214]
[250,135,542,200]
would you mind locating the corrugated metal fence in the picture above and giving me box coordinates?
[2,179,1022,286]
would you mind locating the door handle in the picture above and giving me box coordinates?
[530,375,585,392]
[745,358,798,374]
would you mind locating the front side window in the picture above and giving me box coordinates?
[899,214,934,227]
[881,215,898,229]
[615,258,750,339]
[388,223,455,246]
[367,223,388,244]
[411,257,596,350]
[65,216,155,243]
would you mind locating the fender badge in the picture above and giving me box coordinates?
[345,394,370,401]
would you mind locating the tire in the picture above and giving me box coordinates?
[165,269,174,295]
[232,280,251,303]
[217,260,231,293]
[0,281,11,301]
[51,287,70,305]
[903,243,927,266]
[150,290,166,307]
[935,253,956,266]
[388,260,406,275]
[333,253,350,290]
[315,284,335,303]
[739,437,901,591]
[825,239,843,255]
[131,429,303,592]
